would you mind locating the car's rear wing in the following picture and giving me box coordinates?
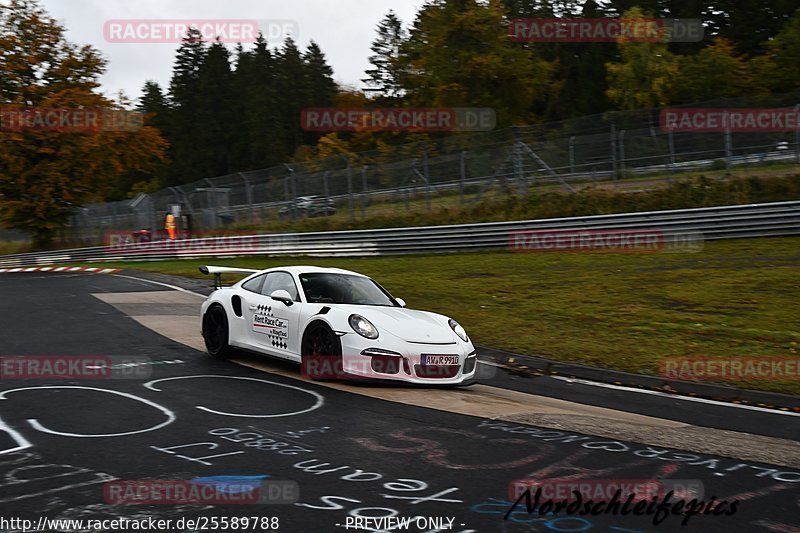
[199,265,260,289]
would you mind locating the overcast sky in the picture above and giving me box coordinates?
[40,0,424,103]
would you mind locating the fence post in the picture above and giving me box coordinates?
[460,150,466,206]
[238,173,253,223]
[344,157,354,222]
[282,173,291,222]
[569,136,575,176]
[610,121,618,180]
[513,126,526,196]
[618,130,626,177]
[668,130,675,172]
[405,159,416,212]
[284,165,297,221]
[795,104,799,164]
[361,165,368,219]
[724,112,732,169]
[424,146,431,213]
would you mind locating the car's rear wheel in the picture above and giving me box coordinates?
[203,304,233,358]
[301,323,342,380]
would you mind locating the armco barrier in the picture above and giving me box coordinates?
[0,201,798,268]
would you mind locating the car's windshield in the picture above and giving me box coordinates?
[299,273,396,306]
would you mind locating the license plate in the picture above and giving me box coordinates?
[422,355,459,366]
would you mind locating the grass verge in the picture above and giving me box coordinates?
[227,169,800,234]
[87,237,800,395]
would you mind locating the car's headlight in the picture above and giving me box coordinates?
[449,319,469,342]
[349,314,379,339]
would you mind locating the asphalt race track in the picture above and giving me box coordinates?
[0,272,798,533]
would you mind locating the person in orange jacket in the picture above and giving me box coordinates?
[165,212,177,240]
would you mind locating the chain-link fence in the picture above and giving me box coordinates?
[69,93,800,244]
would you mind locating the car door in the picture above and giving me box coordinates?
[246,271,303,360]
[227,273,267,350]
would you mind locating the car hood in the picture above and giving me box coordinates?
[339,305,456,344]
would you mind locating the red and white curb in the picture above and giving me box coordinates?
[0,266,120,274]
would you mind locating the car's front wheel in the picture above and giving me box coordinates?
[301,323,342,380]
[202,304,233,358]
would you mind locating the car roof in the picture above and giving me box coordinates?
[257,265,367,277]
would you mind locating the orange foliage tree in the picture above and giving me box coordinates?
[0,0,167,247]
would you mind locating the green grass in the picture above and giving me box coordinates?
[60,167,800,249]
[228,169,800,235]
[88,237,800,395]
[0,241,30,255]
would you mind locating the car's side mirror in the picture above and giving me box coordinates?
[270,290,294,306]
[395,298,406,308]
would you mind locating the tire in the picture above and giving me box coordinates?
[202,304,234,358]
[301,323,342,381]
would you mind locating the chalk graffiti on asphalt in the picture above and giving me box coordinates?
[477,420,800,483]
[144,375,323,418]
[0,451,115,504]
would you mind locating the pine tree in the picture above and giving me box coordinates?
[138,80,170,134]
[232,34,286,169]
[275,37,310,155]
[699,0,798,56]
[167,28,207,184]
[303,41,338,145]
[362,11,408,103]
[531,0,616,119]
[169,28,206,110]
[194,40,234,177]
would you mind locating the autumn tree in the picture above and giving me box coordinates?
[670,38,755,103]
[605,7,679,109]
[750,8,800,94]
[0,0,166,247]
[398,0,554,127]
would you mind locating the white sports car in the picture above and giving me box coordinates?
[199,265,478,385]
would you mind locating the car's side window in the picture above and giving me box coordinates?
[241,274,266,294]
[261,272,301,302]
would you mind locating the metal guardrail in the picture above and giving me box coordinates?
[1,201,798,268]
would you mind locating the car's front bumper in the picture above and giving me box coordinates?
[336,334,478,385]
